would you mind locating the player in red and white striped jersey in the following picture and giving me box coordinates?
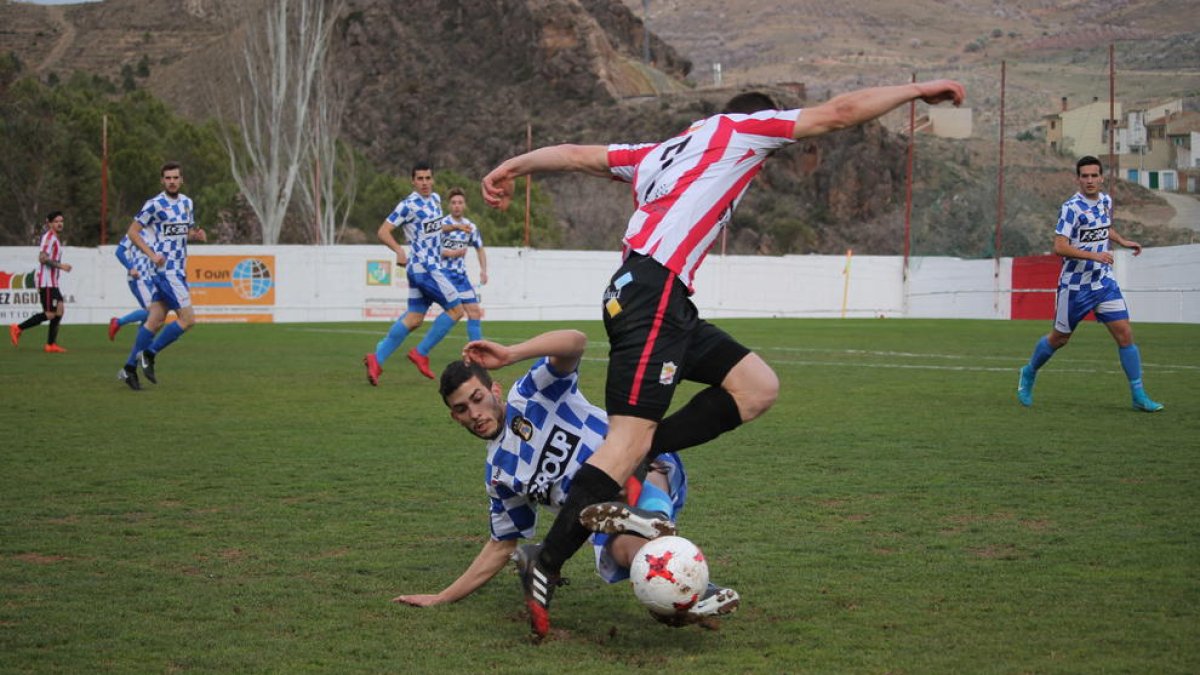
[482,78,965,639]
[10,211,73,352]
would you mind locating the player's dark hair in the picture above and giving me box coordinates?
[160,161,182,176]
[439,360,492,404]
[1076,155,1103,176]
[722,91,778,115]
[411,161,433,178]
[45,210,63,223]
[447,187,466,200]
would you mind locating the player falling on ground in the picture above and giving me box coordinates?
[108,232,157,342]
[10,211,72,352]
[439,187,488,342]
[481,78,966,639]
[363,162,465,385]
[393,329,738,637]
[1017,155,1163,412]
[118,161,207,391]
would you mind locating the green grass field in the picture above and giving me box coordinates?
[2,318,1198,673]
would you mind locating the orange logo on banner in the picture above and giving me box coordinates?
[187,256,276,306]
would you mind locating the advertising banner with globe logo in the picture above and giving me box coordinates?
[187,256,276,322]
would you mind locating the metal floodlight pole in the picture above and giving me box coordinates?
[994,60,1007,315]
[642,0,650,64]
[1109,43,1117,211]
[524,121,532,248]
[100,114,109,246]
[904,72,915,284]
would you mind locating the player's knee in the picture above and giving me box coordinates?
[730,359,778,422]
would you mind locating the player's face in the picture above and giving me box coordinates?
[47,215,64,233]
[447,376,504,440]
[1076,165,1103,198]
[161,169,183,196]
[449,195,466,218]
[412,170,434,198]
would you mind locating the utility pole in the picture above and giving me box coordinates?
[641,0,650,64]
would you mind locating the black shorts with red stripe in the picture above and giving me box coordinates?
[39,287,63,313]
[601,253,749,421]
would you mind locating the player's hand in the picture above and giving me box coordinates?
[480,271,488,286]
[129,269,140,280]
[392,594,442,607]
[463,339,514,369]
[192,228,208,243]
[1126,241,1143,256]
[1095,251,1115,265]
[60,263,73,273]
[152,253,166,268]
[915,79,965,107]
[481,168,516,210]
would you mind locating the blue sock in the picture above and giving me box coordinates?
[467,318,483,342]
[375,316,411,364]
[149,322,186,354]
[416,313,457,356]
[127,326,156,366]
[1028,336,1056,371]
[119,309,148,326]
[1118,344,1144,391]
[636,481,675,520]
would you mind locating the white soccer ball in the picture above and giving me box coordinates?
[629,535,710,616]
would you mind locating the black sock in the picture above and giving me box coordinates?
[649,386,742,458]
[48,317,61,344]
[538,464,621,573]
[18,313,47,330]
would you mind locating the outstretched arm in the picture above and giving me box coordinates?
[1053,234,1114,265]
[1108,227,1143,256]
[393,538,517,607]
[463,329,588,374]
[377,221,408,266]
[794,79,965,139]
[482,145,610,209]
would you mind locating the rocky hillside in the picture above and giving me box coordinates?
[1,0,1190,255]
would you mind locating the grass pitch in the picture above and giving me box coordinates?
[2,318,1198,673]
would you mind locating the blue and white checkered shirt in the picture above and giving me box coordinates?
[485,358,608,541]
[386,192,443,273]
[1055,191,1114,290]
[116,234,156,280]
[440,215,482,275]
[133,192,195,275]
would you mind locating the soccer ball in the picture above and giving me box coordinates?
[629,535,709,616]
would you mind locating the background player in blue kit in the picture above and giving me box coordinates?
[392,329,739,632]
[364,162,464,385]
[118,162,207,391]
[1017,156,1163,412]
[439,187,488,341]
[108,233,156,341]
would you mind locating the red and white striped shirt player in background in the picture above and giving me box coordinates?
[10,211,73,353]
[482,78,966,640]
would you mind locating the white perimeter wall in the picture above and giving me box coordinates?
[2,244,1197,325]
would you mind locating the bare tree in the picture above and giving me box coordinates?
[219,0,342,244]
[296,65,356,245]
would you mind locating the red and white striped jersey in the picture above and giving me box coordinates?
[36,229,62,288]
[606,108,800,291]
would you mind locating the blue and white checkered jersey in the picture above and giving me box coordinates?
[1055,191,1114,290]
[439,215,482,275]
[485,357,608,542]
[115,234,156,280]
[385,191,443,273]
[133,192,195,275]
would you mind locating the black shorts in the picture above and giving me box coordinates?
[602,254,750,421]
[39,287,63,313]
